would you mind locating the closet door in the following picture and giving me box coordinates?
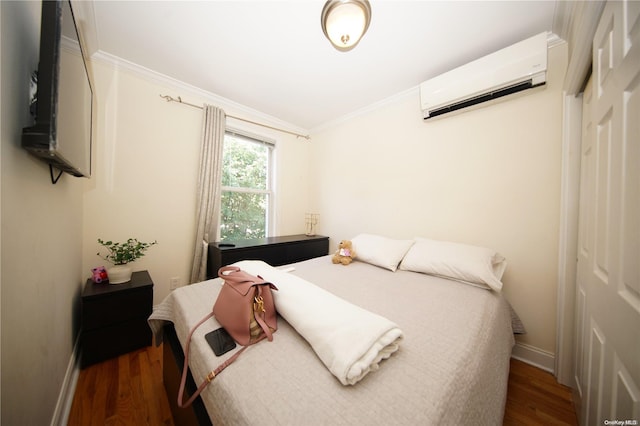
[574,0,640,424]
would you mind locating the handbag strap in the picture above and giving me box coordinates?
[219,266,269,285]
[219,266,252,283]
[177,311,215,408]
[176,310,269,408]
[252,285,274,342]
[177,267,275,408]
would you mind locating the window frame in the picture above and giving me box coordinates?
[219,128,275,240]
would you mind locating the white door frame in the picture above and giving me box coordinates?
[556,92,583,386]
[555,0,606,386]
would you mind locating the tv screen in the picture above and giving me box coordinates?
[22,0,93,179]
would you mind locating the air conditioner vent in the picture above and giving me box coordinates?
[420,32,548,120]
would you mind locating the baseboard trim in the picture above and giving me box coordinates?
[511,342,555,374]
[50,337,80,426]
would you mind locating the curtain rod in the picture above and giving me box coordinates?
[159,94,310,140]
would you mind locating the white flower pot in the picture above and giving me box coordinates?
[108,264,133,284]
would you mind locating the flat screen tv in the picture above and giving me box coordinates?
[22,0,93,180]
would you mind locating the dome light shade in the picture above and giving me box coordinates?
[321,0,371,52]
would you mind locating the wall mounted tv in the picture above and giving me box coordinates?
[22,0,93,181]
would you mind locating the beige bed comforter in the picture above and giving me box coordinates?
[149,255,515,425]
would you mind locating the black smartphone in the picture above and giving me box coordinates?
[205,328,236,356]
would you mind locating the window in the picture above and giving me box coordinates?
[220,131,273,241]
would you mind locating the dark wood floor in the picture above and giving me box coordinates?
[504,359,578,425]
[68,345,578,425]
[68,343,173,425]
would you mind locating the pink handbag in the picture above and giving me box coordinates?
[213,266,278,345]
[178,266,278,408]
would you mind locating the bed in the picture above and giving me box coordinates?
[149,235,518,425]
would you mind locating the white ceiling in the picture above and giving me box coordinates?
[87,1,558,132]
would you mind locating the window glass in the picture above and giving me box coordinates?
[220,132,272,240]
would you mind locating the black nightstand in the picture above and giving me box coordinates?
[80,270,153,368]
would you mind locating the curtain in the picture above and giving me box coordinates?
[190,105,226,283]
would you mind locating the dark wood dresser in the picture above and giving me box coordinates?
[206,234,329,279]
[80,270,153,368]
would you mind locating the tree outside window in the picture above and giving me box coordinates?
[220,132,273,241]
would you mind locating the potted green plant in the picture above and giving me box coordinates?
[97,238,157,284]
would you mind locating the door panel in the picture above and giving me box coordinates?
[620,41,640,315]
[575,77,593,415]
[574,0,640,424]
[586,321,606,424]
[594,111,612,283]
[613,354,640,420]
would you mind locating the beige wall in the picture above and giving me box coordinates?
[1,1,86,423]
[1,5,567,420]
[2,6,312,422]
[310,43,568,355]
[82,58,312,305]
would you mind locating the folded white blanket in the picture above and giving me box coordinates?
[234,260,404,385]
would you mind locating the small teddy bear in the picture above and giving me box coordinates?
[332,240,356,265]
[91,266,109,283]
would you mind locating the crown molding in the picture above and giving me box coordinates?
[70,0,98,57]
[89,50,310,138]
[311,86,419,134]
[547,31,564,48]
[89,28,565,139]
[313,31,563,135]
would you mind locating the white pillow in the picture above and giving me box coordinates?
[399,237,506,291]
[351,234,415,272]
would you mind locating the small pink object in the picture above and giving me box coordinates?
[339,248,351,257]
[91,266,109,283]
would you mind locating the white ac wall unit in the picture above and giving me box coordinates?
[420,32,548,120]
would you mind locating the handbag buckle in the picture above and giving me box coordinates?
[206,371,216,382]
[254,295,265,313]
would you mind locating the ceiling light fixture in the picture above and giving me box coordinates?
[321,0,372,52]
